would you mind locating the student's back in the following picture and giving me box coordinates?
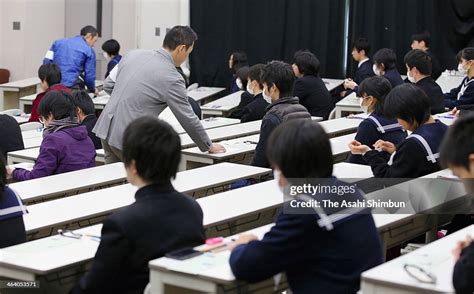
[240,93,269,123]
[0,114,24,160]
[415,76,445,114]
[293,75,334,119]
[75,184,204,293]
[383,69,404,88]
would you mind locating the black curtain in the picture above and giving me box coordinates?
[348,0,468,78]
[190,0,347,88]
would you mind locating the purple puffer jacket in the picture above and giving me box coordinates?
[12,126,96,181]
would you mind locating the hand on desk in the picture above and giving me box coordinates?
[453,236,472,262]
[227,234,258,251]
[208,143,226,154]
[451,107,460,117]
[343,78,357,90]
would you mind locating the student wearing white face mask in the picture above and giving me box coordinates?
[229,66,254,119]
[239,64,269,123]
[404,49,445,114]
[345,48,404,93]
[101,39,122,79]
[347,77,406,165]
[444,48,474,110]
[250,61,311,168]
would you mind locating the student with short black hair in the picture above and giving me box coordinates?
[229,51,248,93]
[439,115,474,294]
[351,37,375,84]
[0,114,24,160]
[410,31,442,80]
[71,90,102,149]
[0,155,27,249]
[345,48,403,93]
[8,91,96,181]
[347,76,406,165]
[292,50,334,119]
[349,84,448,178]
[102,39,122,78]
[229,66,254,119]
[229,119,383,293]
[239,64,270,122]
[404,49,445,114]
[444,48,474,109]
[29,63,70,122]
[72,117,205,294]
[251,61,311,168]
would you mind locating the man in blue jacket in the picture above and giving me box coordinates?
[43,25,98,94]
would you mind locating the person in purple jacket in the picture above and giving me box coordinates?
[7,90,96,181]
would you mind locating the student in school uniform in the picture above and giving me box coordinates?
[349,84,448,178]
[345,48,404,92]
[444,48,474,109]
[347,76,406,165]
[229,66,254,119]
[71,90,102,149]
[176,66,202,119]
[8,91,96,181]
[251,61,311,168]
[228,51,248,93]
[410,31,442,80]
[0,156,27,249]
[292,50,334,120]
[0,114,24,160]
[351,37,375,85]
[72,117,205,294]
[29,63,70,122]
[229,119,383,294]
[404,49,445,114]
[239,64,269,123]
[102,39,122,79]
[439,114,474,294]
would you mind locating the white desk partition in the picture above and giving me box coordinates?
[361,225,474,293]
[322,78,345,92]
[187,87,226,104]
[334,92,362,118]
[10,163,127,204]
[23,163,271,239]
[436,74,464,93]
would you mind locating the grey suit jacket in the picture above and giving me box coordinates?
[93,48,212,151]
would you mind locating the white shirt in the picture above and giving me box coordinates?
[358,58,370,68]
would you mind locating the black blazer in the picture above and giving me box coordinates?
[81,115,102,150]
[73,183,205,294]
[427,50,442,80]
[415,76,445,114]
[292,75,334,120]
[453,242,474,294]
[355,60,375,84]
[0,114,24,160]
[229,91,255,119]
[383,69,404,88]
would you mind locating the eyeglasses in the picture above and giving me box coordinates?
[403,264,437,284]
[39,116,45,124]
[58,229,101,242]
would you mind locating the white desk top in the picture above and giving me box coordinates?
[362,225,474,293]
[434,112,456,126]
[19,93,36,102]
[318,117,362,135]
[23,136,43,149]
[436,74,464,94]
[14,115,29,124]
[171,117,241,134]
[187,87,226,102]
[330,133,355,156]
[8,147,105,163]
[322,78,345,92]
[10,163,126,203]
[0,78,40,89]
[201,91,244,112]
[179,120,262,148]
[23,163,271,234]
[149,224,276,283]
[336,92,360,107]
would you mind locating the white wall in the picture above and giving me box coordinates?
[0,0,65,81]
[112,0,137,55]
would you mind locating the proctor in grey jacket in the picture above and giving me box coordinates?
[93,48,212,152]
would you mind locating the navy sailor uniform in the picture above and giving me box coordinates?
[348,113,407,165]
[0,187,27,248]
[444,76,474,109]
[362,120,448,178]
